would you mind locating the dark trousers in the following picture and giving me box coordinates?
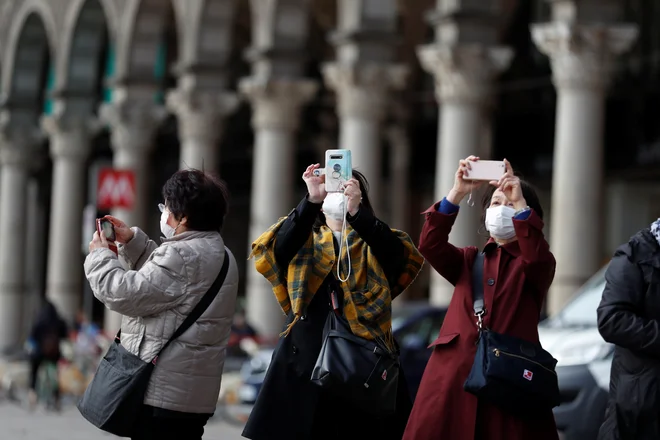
[29,355,60,399]
[131,405,210,440]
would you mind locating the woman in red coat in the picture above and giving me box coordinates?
[403,156,559,440]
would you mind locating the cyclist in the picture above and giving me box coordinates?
[27,300,68,409]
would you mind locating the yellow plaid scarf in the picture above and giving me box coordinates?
[249,216,425,350]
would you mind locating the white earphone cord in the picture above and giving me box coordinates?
[336,193,351,283]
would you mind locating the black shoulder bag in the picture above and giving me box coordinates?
[77,253,230,437]
[463,251,560,417]
[310,289,400,415]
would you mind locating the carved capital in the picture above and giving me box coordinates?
[239,78,318,131]
[322,62,409,120]
[41,115,100,160]
[99,98,166,155]
[166,88,239,144]
[0,111,43,168]
[417,44,513,104]
[532,22,638,91]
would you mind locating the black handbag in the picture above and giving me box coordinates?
[77,253,230,437]
[463,251,560,417]
[310,289,400,415]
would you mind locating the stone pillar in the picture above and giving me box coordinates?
[386,125,411,231]
[166,87,239,173]
[240,79,318,340]
[532,22,637,314]
[0,122,41,353]
[417,45,512,306]
[41,116,96,325]
[100,93,164,333]
[323,64,407,213]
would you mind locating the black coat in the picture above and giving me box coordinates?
[242,196,413,440]
[597,228,660,440]
[30,301,68,360]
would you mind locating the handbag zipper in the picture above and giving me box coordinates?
[492,348,557,376]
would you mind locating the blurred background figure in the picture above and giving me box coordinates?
[26,300,68,409]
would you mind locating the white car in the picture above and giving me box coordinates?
[538,266,613,440]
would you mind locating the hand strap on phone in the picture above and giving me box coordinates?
[336,193,352,283]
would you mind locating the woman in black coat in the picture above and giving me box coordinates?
[597,220,660,439]
[242,164,424,440]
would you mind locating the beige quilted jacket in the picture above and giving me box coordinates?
[84,227,239,414]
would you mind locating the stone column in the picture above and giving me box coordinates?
[166,88,239,173]
[386,125,411,231]
[240,79,318,340]
[532,22,637,314]
[100,95,164,333]
[0,122,41,353]
[41,115,96,325]
[417,45,512,306]
[323,64,407,212]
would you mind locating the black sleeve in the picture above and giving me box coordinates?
[597,245,660,357]
[274,195,322,270]
[347,208,405,287]
[59,319,68,339]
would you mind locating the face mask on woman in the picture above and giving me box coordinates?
[322,193,346,221]
[160,209,176,238]
[485,205,516,240]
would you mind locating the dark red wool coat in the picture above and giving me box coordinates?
[403,204,559,440]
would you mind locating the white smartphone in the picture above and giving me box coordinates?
[463,160,506,181]
[324,149,352,193]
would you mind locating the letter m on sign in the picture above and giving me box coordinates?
[97,168,136,210]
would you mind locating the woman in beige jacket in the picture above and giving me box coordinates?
[85,169,239,440]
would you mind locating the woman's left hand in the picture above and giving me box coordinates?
[343,178,362,216]
[89,231,109,252]
[490,159,526,210]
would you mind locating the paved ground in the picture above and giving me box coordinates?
[0,402,246,440]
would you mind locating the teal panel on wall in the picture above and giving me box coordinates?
[43,65,55,115]
[103,43,115,103]
[154,42,167,104]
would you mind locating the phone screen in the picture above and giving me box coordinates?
[99,220,116,242]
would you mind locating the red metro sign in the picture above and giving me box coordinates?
[97,168,136,210]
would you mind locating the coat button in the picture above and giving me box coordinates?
[487,278,495,286]
[292,345,298,355]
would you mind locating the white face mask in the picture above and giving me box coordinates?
[485,205,516,240]
[160,209,176,238]
[322,193,346,221]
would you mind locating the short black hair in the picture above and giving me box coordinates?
[314,170,375,230]
[162,169,230,232]
[481,178,544,221]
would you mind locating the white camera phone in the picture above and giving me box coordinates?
[323,149,352,193]
[462,160,506,181]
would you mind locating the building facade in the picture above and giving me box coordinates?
[0,0,658,352]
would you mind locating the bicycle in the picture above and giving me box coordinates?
[36,360,60,411]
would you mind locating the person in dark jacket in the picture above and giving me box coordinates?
[597,221,660,439]
[242,164,424,440]
[27,300,68,408]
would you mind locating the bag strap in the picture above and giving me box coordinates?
[152,249,231,363]
[471,251,486,329]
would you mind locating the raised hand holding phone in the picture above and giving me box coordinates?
[102,215,134,244]
[303,164,327,204]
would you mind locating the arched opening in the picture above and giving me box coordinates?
[3,11,53,340]
[7,13,50,113]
